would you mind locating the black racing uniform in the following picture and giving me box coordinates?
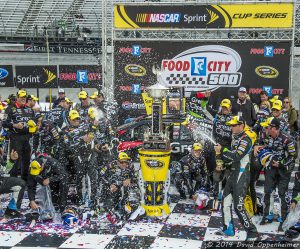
[174,152,209,198]
[32,121,60,156]
[61,122,98,208]
[94,117,115,164]
[212,113,233,199]
[2,102,35,180]
[44,105,68,131]
[262,132,297,221]
[220,131,257,234]
[291,171,300,205]
[213,113,232,148]
[74,103,93,123]
[27,155,68,212]
[0,160,26,210]
[99,160,135,211]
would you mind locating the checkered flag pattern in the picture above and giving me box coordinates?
[166,74,206,86]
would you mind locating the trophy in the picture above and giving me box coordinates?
[138,65,171,217]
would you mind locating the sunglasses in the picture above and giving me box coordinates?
[284,101,289,104]
[231,124,240,127]
[272,109,280,112]
[80,98,87,101]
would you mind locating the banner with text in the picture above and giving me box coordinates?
[0,65,14,87]
[114,41,291,123]
[114,3,293,29]
[58,65,102,88]
[15,66,58,88]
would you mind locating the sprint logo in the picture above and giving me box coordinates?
[184,9,219,25]
[43,68,56,84]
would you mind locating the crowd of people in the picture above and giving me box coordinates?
[0,86,299,240]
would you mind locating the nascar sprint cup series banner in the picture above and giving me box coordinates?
[114,3,293,29]
[114,41,291,123]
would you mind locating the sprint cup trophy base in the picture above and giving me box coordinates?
[138,81,171,217]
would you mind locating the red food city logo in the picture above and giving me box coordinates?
[119,85,146,91]
[162,60,231,73]
[59,72,101,81]
[249,88,284,94]
[250,48,285,55]
[118,47,152,53]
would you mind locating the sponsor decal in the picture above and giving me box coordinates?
[145,159,164,168]
[136,13,181,23]
[262,86,273,96]
[233,13,288,19]
[255,66,279,78]
[250,47,285,56]
[77,70,88,83]
[161,45,242,92]
[119,85,146,91]
[17,68,57,85]
[122,101,145,110]
[24,44,102,54]
[132,84,141,94]
[171,142,192,153]
[0,68,9,80]
[248,88,284,95]
[59,72,100,81]
[114,4,293,29]
[43,68,56,84]
[118,47,152,54]
[125,64,146,77]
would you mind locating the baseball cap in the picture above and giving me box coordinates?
[193,143,203,151]
[17,90,27,98]
[118,152,131,161]
[65,97,73,104]
[220,99,231,108]
[27,95,39,101]
[269,95,279,103]
[58,89,65,94]
[272,100,282,111]
[69,110,80,120]
[78,91,88,99]
[226,116,245,126]
[238,87,247,93]
[260,117,280,128]
[90,91,104,99]
[30,160,42,176]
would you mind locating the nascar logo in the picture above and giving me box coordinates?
[136,13,181,23]
[160,45,242,92]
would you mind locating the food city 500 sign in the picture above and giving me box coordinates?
[114,41,291,121]
[114,3,293,29]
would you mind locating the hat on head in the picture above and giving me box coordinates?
[238,87,247,93]
[69,110,80,121]
[272,100,282,111]
[269,95,279,103]
[58,89,65,94]
[65,97,72,104]
[260,117,280,128]
[30,160,42,176]
[226,116,245,126]
[17,90,27,98]
[118,152,131,161]
[78,91,88,99]
[90,91,104,99]
[28,95,39,101]
[220,99,231,108]
[193,143,203,151]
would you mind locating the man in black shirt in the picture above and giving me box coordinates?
[231,87,257,127]
[2,90,36,180]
